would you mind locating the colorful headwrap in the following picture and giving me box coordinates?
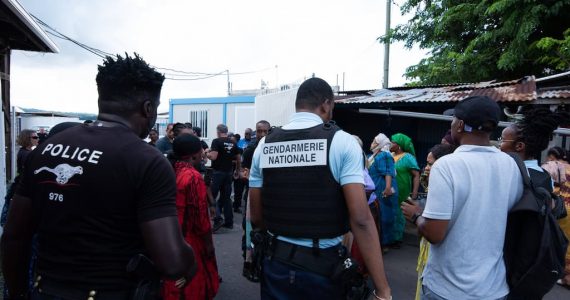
[391,133,416,156]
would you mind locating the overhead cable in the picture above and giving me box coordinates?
[31,14,271,81]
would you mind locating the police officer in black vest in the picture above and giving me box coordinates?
[2,54,196,300]
[249,78,392,300]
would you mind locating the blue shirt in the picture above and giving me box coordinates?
[237,138,253,150]
[250,112,364,248]
[155,136,172,154]
[525,159,554,189]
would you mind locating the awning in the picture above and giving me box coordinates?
[0,0,59,53]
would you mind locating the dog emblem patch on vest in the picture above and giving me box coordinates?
[34,163,83,184]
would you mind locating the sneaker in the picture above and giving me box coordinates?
[242,262,260,283]
[212,220,224,232]
[242,262,252,278]
[223,223,234,230]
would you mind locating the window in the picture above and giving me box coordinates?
[188,110,208,138]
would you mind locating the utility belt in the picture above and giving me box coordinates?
[264,236,371,299]
[33,276,132,300]
[33,254,160,300]
[266,237,349,278]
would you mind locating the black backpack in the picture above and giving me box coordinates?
[504,153,568,299]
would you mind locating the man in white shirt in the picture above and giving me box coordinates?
[402,96,524,300]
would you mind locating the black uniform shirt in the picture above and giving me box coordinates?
[210,137,239,172]
[17,124,177,290]
[241,142,258,169]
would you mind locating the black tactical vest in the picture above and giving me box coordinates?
[261,122,349,238]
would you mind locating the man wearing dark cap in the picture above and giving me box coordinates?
[401,96,523,299]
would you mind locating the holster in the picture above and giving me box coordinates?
[250,229,269,277]
[126,254,161,300]
[266,237,371,300]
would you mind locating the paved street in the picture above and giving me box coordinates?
[0,210,566,299]
[213,212,569,299]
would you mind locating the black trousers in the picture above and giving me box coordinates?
[233,179,248,210]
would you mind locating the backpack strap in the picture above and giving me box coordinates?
[507,152,546,213]
[506,152,531,188]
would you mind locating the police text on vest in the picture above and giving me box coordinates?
[41,143,103,164]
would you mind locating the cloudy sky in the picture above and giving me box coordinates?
[10,0,426,114]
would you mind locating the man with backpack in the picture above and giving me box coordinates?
[402,96,524,299]
[499,107,569,299]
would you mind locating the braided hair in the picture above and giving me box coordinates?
[513,107,569,159]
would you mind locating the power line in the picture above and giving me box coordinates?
[165,71,227,81]
[154,67,218,76]
[30,14,272,81]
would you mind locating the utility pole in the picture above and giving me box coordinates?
[226,69,230,96]
[383,0,391,89]
[275,65,279,91]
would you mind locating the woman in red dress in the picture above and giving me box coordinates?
[163,134,220,300]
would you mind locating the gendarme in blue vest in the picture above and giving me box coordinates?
[260,123,349,239]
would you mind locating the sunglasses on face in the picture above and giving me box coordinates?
[31,136,39,139]
[498,137,515,144]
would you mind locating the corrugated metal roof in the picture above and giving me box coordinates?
[537,87,570,99]
[335,76,555,105]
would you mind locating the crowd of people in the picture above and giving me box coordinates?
[0,53,569,300]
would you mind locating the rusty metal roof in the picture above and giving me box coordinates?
[537,86,570,99]
[334,76,568,105]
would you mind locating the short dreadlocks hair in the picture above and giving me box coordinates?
[96,53,165,117]
[511,106,569,159]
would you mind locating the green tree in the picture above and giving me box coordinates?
[381,0,570,84]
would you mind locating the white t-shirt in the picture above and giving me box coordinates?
[422,145,524,300]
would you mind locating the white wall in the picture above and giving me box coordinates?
[155,115,170,136]
[172,103,223,144]
[255,88,298,127]
[227,103,255,136]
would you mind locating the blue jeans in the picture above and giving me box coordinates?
[211,170,233,225]
[421,285,507,300]
[261,258,342,300]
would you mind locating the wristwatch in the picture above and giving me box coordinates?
[410,212,421,225]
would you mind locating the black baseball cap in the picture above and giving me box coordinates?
[453,96,501,132]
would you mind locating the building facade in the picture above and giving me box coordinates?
[170,96,255,144]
